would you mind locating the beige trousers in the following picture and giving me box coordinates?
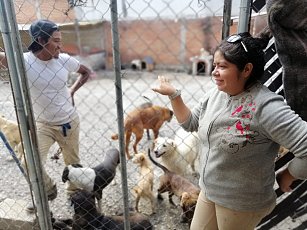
[190,191,275,230]
[22,115,81,194]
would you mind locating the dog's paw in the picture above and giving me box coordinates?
[111,179,117,186]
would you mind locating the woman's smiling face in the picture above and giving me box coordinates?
[212,50,249,96]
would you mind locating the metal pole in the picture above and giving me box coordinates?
[179,18,187,66]
[121,0,127,18]
[222,0,232,40]
[110,0,130,229]
[74,19,83,56]
[34,0,42,19]
[0,0,52,229]
[237,0,252,33]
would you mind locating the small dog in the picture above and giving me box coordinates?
[62,148,120,212]
[153,128,199,176]
[132,152,156,214]
[180,192,197,224]
[111,105,173,159]
[70,190,153,230]
[0,113,23,160]
[148,149,200,224]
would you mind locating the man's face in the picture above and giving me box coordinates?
[43,31,62,59]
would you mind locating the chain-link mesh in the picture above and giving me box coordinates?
[0,0,306,229]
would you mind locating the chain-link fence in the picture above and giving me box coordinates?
[0,0,306,229]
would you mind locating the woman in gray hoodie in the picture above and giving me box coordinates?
[152,33,307,230]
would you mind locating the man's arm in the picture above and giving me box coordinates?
[69,64,92,106]
[70,64,91,94]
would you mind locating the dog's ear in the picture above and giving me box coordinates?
[166,138,176,147]
[62,166,70,183]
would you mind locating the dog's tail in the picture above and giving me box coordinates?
[111,134,119,140]
[138,95,153,109]
[147,148,170,173]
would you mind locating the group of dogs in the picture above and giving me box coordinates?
[60,102,201,229]
[109,102,201,224]
[1,100,290,229]
[0,102,201,229]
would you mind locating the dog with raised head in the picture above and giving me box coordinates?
[148,149,200,224]
[62,148,120,212]
[0,113,23,160]
[153,128,199,176]
[70,190,153,230]
[111,105,173,160]
[131,152,156,214]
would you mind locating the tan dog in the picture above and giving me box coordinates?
[111,105,173,159]
[132,152,156,215]
[0,113,23,160]
[148,149,200,224]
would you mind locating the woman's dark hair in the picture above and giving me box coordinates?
[215,32,270,88]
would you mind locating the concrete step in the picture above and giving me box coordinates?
[0,198,38,230]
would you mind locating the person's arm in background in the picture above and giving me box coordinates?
[152,75,191,123]
[70,64,92,106]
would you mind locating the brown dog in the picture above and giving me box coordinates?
[132,152,156,214]
[147,149,200,224]
[111,105,173,159]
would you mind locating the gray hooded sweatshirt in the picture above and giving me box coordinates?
[181,82,307,211]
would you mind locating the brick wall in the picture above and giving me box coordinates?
[103,16,224,70]
[14,0,75,24]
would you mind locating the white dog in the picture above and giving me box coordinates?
[0,113,23,160]
[153,128,199,176]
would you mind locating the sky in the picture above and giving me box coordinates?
[75,0,244,21]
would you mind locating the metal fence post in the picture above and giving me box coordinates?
[110,0,130,229]
[222,0,232,39]
[0,0,52,229]
[238,0,252,33]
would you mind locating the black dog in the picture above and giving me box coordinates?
[51,211,73,230]
[70,190,153,230]
[62,148,120,212]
